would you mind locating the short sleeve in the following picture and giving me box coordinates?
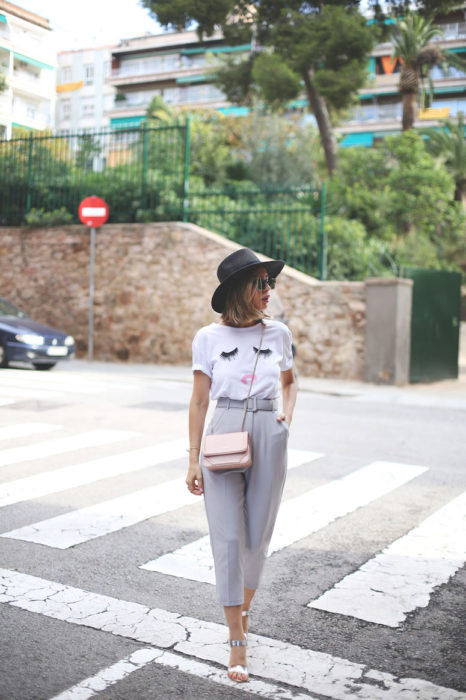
[192,329,212,378]
[279,325,293,371]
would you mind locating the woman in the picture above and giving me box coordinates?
[186,248,297,683]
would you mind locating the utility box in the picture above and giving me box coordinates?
[364,277,413,385]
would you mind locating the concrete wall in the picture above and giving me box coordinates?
[364,278,413,385]
[0,222,367,379]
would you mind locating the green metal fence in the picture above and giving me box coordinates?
[0,121,325,278]
[0,123,189,225]
[186,182,325,277]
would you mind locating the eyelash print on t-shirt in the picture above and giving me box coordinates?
[220,348,239,361]
[253,346,272,357]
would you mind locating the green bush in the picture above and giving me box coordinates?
[24,207,73,227]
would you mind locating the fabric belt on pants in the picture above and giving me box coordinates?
[217,397,278,411]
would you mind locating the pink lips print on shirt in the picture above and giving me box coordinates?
[241,373,257,385]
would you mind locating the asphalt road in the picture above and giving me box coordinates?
[0,361,465,700]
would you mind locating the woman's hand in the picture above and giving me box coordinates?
[276,412,291,426]
[186,459,204,496]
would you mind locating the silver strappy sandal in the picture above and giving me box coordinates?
[227,638,248,683]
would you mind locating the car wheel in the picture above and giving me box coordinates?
[32,363,56,371]
[0,344,8,368]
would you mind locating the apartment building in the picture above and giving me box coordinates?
[107,11,465,140]
[339,8,466,145]
[0,1,55,138]
[56,46,116,132]
[107,30,251,128]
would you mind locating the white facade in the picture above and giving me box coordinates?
[56,46,116,132]
[0,1,55,138]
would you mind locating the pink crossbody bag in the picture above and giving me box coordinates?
[202,323,265,471]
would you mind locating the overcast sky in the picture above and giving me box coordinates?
[16,0,163,50]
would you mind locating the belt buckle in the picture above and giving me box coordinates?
[247,396,257,412]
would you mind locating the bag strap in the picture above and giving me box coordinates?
[240,322,265,432]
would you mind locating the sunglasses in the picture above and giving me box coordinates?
[252,277,276,291]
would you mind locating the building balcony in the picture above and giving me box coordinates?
[432,21,466,42]
[11,70,53,99]
[112,29,223,55]
[109,65,209,87]
[11,104,53,130]
[372,21,466,56]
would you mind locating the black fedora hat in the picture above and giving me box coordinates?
[211,248,285,313]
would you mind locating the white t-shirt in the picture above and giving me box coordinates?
[192,320,293,400]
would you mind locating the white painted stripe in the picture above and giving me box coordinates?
[1,477,199,548]
[287,448,323,470]
[0,423,62,442]
[0,430,136,467]
[49,647,313,700]
[0,375,105,395]
[49,648,164,700]
[0,439,186,508]
[0,386,65,399]
[0,569,463,700]
[142,461,427,584]
[0,399,16,406]
[309,490,466,627]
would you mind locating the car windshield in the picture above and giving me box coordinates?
[0,298,27,318]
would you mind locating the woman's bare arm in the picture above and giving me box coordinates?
[277,367,297,426]
[186,370,211,495]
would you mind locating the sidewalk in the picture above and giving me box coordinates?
[63,326,466,410]
[294,321,466,409]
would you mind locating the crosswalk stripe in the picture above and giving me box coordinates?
[0,423,62,442]
[141,461,427,584]
[0,439,186,508]
[287,448,323,470]
[1,568,463,700]
[0,447,318,545]
[0,375,105,396]
[49,647,313,700]
[1,477,199,548]
[0,386,66,399]
[308,489,466,627]
[0,430,137,468]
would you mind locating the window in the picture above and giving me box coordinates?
[61,99,71,119]
[84,63,94,85]
[80,97,95,118]
[61,66,72,83]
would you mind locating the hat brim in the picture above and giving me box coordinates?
[211,259,285,313]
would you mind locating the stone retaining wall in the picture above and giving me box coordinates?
[0,222,366,379]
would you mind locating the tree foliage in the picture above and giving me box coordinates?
[141,0,377,174]
[420,113,466,207]
[368,0,463,20]
[327,131,466,275]
[391,14,466,130]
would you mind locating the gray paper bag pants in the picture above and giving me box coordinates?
[201,401,289,606]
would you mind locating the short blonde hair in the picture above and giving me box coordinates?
[221,268,265,327]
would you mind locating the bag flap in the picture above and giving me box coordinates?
[203,431,249,457]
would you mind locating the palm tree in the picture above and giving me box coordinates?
[421,113,466,209]
[145,95,174,123]
[392,14,466,131]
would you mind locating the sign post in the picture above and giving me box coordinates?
[78,196,109,360]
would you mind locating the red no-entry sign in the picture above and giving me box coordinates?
[78,196,109,227]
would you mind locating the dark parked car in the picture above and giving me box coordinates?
[0,297,75,370]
